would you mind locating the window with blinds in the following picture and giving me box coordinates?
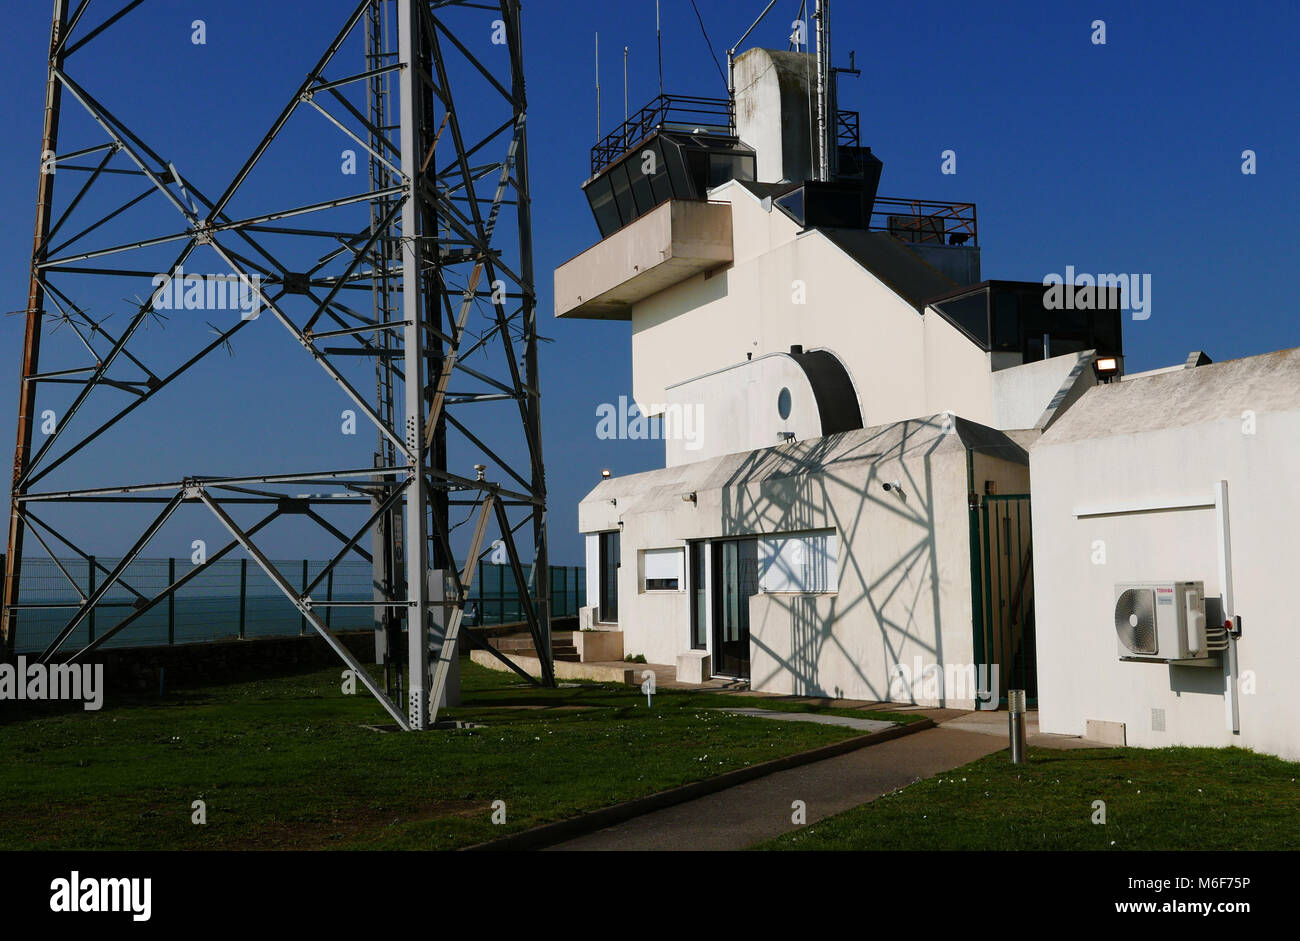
[641,547,684,591]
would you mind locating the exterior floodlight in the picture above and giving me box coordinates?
[682,491,697,504]
[1094,356,1120,383]
[601,468,612,479]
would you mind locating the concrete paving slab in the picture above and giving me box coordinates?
[545,727,1007,851]
[937,710,1102,749]
[714,708,896,732]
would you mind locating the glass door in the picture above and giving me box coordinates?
[690,542,708,649]
[598,530,620,624]
[711,538,756,677]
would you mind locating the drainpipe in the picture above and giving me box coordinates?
[1215,480,1240,735]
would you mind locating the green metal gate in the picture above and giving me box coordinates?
[970,494,1037,706]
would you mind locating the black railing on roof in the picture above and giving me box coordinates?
[590,93,734,177]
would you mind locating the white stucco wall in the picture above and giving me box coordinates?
[578,417,1031,707]
[661,352,833,465]
[1031,352,1300,761]
[992,351,1097,430]
[620,184,1078,450]
[922,307,998,426]
[629,184,940,428]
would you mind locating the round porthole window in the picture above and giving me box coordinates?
[777,387,792,420]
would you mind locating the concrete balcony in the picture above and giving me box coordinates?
[554,199,733,320]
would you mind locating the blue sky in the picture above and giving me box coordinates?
[0,0,1295,566]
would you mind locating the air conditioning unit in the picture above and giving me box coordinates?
[1114,581,1208,662]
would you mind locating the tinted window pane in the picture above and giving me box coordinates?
[647,140,673,204]
[585,176,621,237]
[691,543,707,649]
[992,291,1019,350]
[663,137,692,198]
[628,156,657,214]
[685,149,710,196]
[934,291,990,347]
[609,163,636,225]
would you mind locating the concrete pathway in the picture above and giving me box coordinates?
[713,708,896,732]
[545,727,1006,851]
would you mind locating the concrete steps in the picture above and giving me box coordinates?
[488,632,579,662]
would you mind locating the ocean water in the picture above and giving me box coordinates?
[9,558,584,654]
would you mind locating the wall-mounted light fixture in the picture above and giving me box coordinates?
[1094,356,1120,383]
[682,491,697,504]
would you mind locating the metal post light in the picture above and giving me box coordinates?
[1008,688,1027,763]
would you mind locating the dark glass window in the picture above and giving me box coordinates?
[690,543,707,649]
[992,291,1019,350]
[663,137,692,198]
[707,152,755,188]
[934,291,990,348]
[1092,304,1122,355]
[685,149,710,196]
[628,157,656,214]
[585,176,621,237]
[775,189,805,226]
[646,140,673,205]
[608,164,636,227]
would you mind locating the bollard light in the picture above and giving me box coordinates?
[1008,688,1027,764]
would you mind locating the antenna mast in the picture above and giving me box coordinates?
[2,0,555,729]
[656,1,663,96]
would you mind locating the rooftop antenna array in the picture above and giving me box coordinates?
[2,0,555,730]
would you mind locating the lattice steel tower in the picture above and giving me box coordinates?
[2,0,554,729]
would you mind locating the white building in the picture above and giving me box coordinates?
[549,33,1299,762]
[1031,349,1300,761]
[555,46,1120,709]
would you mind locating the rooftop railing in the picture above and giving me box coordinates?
[870,196,978,248]
[590,93,734,176]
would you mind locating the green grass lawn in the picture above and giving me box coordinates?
[0,660,902,851]
[760,745,1300,851]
